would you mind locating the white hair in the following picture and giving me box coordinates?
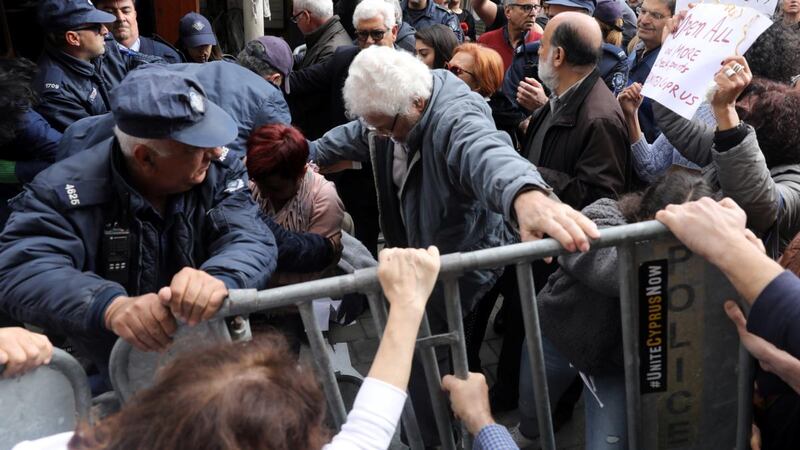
[386,0,403,24]
[353,0,397,29]
[113,125,171,157]
[343,46,433,118]
[294,0,334,20]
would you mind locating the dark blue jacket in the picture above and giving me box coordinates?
[166,61,291,157]
[58,62,291,159]
[34,35,158,132]
[138,36,182,64]
[402,0,463,42]
[0,110,63,229]
[0,140,277,365]
[627,41,661,143]
[503,42,630,112]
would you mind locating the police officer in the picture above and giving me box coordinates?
[95,0,182,63]
[503,0,629,112]
[0,66,277,384]
[401,0,464,42]
[34,0,158,132]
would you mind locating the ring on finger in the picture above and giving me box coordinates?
[724,67,736,78]
[731,63,744,73]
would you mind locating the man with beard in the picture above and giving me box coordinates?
[477,0,544,70]
[521,11,630,210]
[95,0,182,63]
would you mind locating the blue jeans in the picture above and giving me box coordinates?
[518,338,628,449]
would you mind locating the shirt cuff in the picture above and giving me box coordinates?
[351,377,408,426]
[474,424,519,450]
[713,122,748,153]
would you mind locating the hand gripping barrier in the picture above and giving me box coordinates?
[108,220,753,450]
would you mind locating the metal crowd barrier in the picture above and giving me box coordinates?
[0,348,92,447]
[108,219,753,450]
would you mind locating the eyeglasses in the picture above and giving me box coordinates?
[639,7,670,20]
[445,62,474,77]
[509,3,542,14]
[290,10,307,24]
[360,114,400,137]
[355,28,389,42]
[71,23,105,34]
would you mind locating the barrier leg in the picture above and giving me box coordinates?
[443,278,473,449]
[367,292,426,450]
[418,313,458,450]
[515,262,556,450]
[735,346,754,450]
[297,302,348,430]
[618,243,643,450]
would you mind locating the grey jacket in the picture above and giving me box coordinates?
[702,127,800,252]
[539,198,625,373]
[311,70,550,312]
[298,16,353,69]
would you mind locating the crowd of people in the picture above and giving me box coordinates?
[1,0,800,448]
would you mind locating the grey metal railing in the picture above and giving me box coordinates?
[0,348,92,447]
[109,219,753,450]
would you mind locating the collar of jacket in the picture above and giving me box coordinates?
[546,69,601,128]
[44,44,100,78]
[403,70,447,152]
[305,15,344,48]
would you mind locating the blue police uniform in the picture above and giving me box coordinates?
[502,41,630,111]
[0,67,277,376]
[627,40,661,142]
[401,0,463,42]
[137,36,183,63]
[34,0,159,132]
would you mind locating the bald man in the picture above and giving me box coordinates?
[520,11,631,210]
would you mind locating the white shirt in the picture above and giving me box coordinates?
[116,37,141,53]
[13,377,407,450]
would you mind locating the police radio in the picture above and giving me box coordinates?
[102,222,131,285]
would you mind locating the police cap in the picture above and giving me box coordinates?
[110,65,238,148]
[38,0,116,31]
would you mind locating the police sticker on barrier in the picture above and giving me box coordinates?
[640,259,668,393]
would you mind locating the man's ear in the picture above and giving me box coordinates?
[64,31,81,47]
[504,5,513,18]
[413,97,426,113]
[552,47,565,68]
[132,144,158,171]
[391,24,400,40]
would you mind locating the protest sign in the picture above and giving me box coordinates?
[641,3,772,120]
[675,0,778,17]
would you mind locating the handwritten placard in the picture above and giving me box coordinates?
[641,4,772,120]
[676,0,778,17]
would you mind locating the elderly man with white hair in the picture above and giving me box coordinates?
[289,0,407,255]
[291,0,352,69]
[311,45,599,445]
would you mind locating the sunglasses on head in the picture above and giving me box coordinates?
[355,29,388,42]
[445,62,474,77]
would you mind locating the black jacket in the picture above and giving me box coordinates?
[138,36,182,64]
[522,70,631,209]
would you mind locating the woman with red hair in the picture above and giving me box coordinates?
[246,124,345,284]
[447,43,526,148]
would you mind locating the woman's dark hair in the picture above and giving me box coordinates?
[737,77,800,168]
[744,22,800,83]
[619,167,715,223]
[0,58,39,146]
[69,334,329,450]
[415,24,459,70]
